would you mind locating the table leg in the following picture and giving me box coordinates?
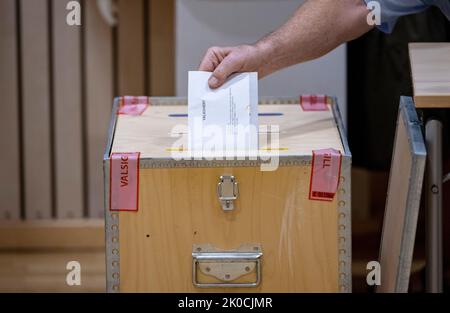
[425,119,443,293]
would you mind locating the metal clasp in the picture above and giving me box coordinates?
[217,175,238,211]
[192,244,263,288]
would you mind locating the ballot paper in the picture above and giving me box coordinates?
[188,71,258,157]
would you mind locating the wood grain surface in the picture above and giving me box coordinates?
[409,43,450,108]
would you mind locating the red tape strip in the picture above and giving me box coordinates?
[117,96,149,116]
[300,94,328,111]
[110,152,140,211]
[309,148,342,201]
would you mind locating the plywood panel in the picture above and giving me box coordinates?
[149,0,175,95]
[409,43,450,108]
[85,0,113,217]
[20,0,53,219]
[120,166,339,292]
[52,0,84,218]
[118,0,145,95]
[0,0,21,220]
[378,97,426,292]
[379,119,412,292]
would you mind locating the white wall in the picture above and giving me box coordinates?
[176,0,347,124]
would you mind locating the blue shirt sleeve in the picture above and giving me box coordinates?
[363,0,448,33]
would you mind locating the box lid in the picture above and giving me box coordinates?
[108,97,345,161]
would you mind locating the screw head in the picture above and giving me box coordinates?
[431,184,439,194]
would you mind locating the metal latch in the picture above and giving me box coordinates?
[192,244,263,288]
[217,175,238,211]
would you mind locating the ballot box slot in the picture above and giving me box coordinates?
[167,112,284,117]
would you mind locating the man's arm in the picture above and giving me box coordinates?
[199,0,373,88]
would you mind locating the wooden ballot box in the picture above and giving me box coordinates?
[103,96,351,292]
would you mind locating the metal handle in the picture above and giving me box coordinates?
[192,244,262,288]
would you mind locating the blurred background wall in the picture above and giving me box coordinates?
[0,0,175,221]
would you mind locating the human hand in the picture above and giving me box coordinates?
[198,44,270,89]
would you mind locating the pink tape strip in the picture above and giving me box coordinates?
[300,94,328,111]
[118,96,149,116]
[309,148,342,201]
[110,152,140,211]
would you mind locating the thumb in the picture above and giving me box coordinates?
[208,55,240,89]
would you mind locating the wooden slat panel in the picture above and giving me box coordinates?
[85,0,113,217]
[118,0,145,95]
[20,0,52,219]
[52,0,84,218]
[0,0,21,220]
[149,0,175,95]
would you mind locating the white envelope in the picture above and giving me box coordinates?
[188,71,258,156]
